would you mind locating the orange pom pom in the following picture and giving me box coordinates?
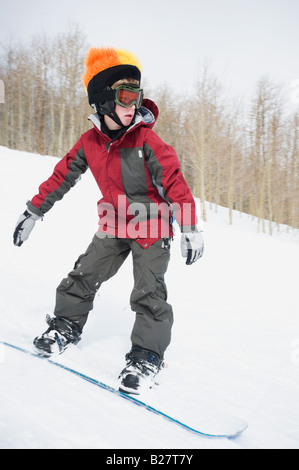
[82,46,141,90]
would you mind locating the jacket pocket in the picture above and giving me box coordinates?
[120,147,148,197]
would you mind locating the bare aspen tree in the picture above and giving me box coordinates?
[227,120,236,225]
[0,78,4,104]
[288,113,299,228]
[28,34,51,155]
[182,65,230,222]
[248,77,285,232]
[2,45,16,149]
[151,84,183,154]
[52,26,87,156]
[0,50,9,147]
[182,66,219,222]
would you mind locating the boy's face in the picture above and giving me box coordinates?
[115,103,136,127]
[104,103,136,130]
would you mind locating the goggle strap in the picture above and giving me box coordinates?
[96,88,116,104]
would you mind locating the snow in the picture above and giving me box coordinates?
[1,145,299,449]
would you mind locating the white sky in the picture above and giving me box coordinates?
[0,0,298,108]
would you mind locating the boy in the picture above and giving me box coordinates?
[13,47,204,394]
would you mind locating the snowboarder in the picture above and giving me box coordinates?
[13,47,204,394]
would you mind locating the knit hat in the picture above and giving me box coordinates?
[82,47,142,106]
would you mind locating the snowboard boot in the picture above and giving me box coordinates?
[118,346,163,395]
[33,314,82,357]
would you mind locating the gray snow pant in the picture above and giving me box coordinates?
[53,234,173,358]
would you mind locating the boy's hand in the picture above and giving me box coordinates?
[13,210,42,247]
[181,231,204,265]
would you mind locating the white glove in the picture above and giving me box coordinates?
[181,231,204,265]
[13,209,42,247]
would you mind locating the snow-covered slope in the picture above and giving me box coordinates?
[0,146,298,449]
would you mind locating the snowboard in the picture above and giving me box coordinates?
[0,340,248,439]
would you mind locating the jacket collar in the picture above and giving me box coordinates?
[88,102,156,136]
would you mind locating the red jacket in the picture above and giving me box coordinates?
[27,99,197,248]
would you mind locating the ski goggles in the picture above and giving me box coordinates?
[114,85,143,109]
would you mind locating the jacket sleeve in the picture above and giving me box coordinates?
[144,130,198,232]
[27,138,88,216]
